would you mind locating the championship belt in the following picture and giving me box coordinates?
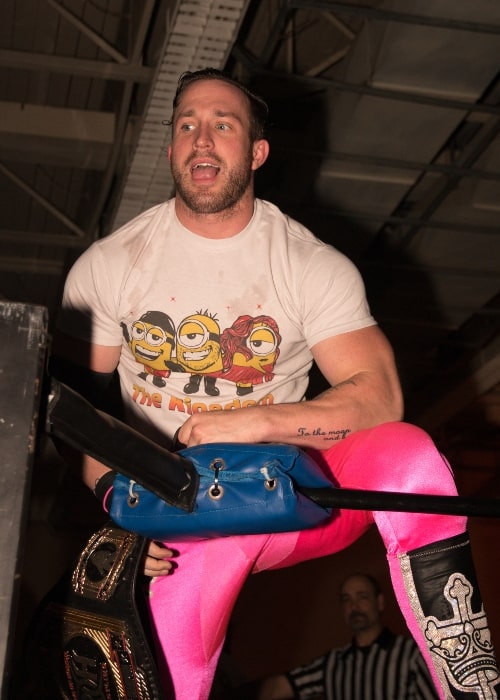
[22,523,168,700]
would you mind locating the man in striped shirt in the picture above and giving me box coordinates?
[257,573,439,700]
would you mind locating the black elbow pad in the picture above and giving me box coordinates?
[49,354,116,411]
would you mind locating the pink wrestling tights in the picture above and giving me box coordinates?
[147,422,466,700]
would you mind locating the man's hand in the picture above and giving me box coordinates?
[177,406,267,447]
[144,540,176,578]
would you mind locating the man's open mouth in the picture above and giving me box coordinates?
[191,162,220,172]
[190,162,220,181]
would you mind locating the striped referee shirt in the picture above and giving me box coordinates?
[287,628,439,700]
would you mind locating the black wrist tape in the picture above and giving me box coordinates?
[94,470,117,504]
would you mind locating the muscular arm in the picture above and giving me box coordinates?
[178,325,404,449]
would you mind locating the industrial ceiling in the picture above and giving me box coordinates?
[1,0,499,488]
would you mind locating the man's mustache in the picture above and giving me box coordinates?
[186,153,223,167]
[348,612,368,623]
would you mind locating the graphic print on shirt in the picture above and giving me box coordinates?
[218,314,281,396]
[122,310,282,412]
[120,310,176,388]
[172,311,224,397]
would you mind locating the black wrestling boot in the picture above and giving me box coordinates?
[400,532,499,699]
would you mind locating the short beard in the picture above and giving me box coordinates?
[171,151,254,215]
[348,613,369,631]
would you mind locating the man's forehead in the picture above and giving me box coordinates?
[341,575,375,596]
[175,79,250,115]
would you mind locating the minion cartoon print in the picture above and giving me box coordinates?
[220,315,281,396]
[173,311,223,396]
[121,311,176,388]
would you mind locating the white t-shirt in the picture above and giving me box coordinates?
[59,198,376,442]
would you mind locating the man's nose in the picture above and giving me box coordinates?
[194,126,213,149]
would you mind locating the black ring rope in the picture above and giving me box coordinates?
[300,486,500,518]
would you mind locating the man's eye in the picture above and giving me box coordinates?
[180,123,193,131]
[216,123,230,131]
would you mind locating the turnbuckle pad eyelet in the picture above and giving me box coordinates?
[208,484,225,500]
[260,466,277,491]
[128,480,140,508]
[264,478,277,491]
[209,458,226,472]
[208,457,225,500]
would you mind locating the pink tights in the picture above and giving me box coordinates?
[148,422,466,699]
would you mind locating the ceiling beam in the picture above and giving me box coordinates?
[0,102,119,142]
[0,229,89,249]
[397,112,500,249]
[0,103,133,170]
[233,45,500,117]
[289,1,500,36]
[278,202,500,236]
[86,0,158,239]
[46,0,127,63]
[271,143,500,183]
[0,133,110,170]
[0,255,65,275]
[0,163,87,238]
[0,49,153,83]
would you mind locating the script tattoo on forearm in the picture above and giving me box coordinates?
[296,378,357,441]
[297,426,351,441]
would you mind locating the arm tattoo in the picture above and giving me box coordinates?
[297,379,357,441]
[297,426,351,441]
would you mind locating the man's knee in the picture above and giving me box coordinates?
[366,422,456,495]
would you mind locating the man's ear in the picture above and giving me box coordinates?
[167,143,172,162]
[377,593,385,612]
[251,139,270,171]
